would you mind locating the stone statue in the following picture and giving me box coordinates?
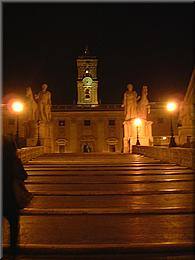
[25,87,38,121]
[35,84,51,122]
[137,85,150,120]
[122,84,139,120]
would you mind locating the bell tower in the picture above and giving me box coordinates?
[76,47,99,106]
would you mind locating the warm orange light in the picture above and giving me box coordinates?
[167,102,177,112]
[11,101,24,113]
[134,118,141,126]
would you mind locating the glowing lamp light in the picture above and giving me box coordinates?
[10,100,24,148]
[134,118,141,146]
[134,118,141,126]
[11,101,24,113]
[166,102,177,147]
[167,102,177,112]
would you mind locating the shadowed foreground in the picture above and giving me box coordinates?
[3,153,195,259]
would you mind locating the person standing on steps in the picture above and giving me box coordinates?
[3,135,32,256]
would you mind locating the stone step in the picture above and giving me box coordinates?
[26,174,194,184]
[3,252,195,260]
[25,169,194,176]
[26,181,194,194]
[3,153,194,259]
[27,161,175,165]
[3,214,194,247]
[21,207,195,215]
[22,194,194,210]
[25,165,187,171]
[3,242,195,259]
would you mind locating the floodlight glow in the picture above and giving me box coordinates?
[167,102,177,112]
[134,118,141,126]
[11,101,24,113]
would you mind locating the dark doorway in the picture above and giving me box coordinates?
[59,145,65,153]
[109,144,116,152]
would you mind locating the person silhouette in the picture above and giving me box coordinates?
[3,135,32,256]
[3,135,20,255]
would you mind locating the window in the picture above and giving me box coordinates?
[84,120,91,126]
[187,136,191,143]
[85,94,90,99]
[8,119,15,125]
[85,89,90,99]
[109,120,115,126]
[59,120,65,126]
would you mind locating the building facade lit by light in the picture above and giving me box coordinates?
[3,49,192,152]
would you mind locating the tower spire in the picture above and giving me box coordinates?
[84,45,90,56]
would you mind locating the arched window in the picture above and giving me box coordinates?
[85,89,90,99]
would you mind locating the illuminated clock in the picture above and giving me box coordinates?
[82,76,93,86]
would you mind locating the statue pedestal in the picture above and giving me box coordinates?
[38,121,53,153]
[26,121,37,147]
[123,119,153,153]
[26,121,53,152]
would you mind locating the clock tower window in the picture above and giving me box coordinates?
[85,89,90,99]
[83,68,92,78]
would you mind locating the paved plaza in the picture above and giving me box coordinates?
[3,153,195,259]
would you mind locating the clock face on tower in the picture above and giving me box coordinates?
[82,76,93,86]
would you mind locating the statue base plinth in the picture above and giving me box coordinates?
[123,118,153,153]
[26,120,53,152]
[39,121,53,153]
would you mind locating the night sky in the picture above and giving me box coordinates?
[3,3,194,104]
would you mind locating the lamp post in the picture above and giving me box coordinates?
[36,120,41,146]
[134,118,141,145]
[167,102,177,147]
[11,101,24,148]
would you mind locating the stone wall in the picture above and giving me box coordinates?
[132,145,194,169]
[17,146,44,164]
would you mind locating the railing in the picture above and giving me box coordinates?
[52,104,123,111]
[51,102,165,112]
[132,145,194,169]
[17,146,44,163]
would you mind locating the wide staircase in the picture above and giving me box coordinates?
[3,153,195,259]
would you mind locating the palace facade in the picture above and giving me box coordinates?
[3,49,192,153]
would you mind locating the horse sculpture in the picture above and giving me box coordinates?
[26,87,38,121]
[137,85,150,120]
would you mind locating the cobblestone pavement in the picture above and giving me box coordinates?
[3,153,195,259]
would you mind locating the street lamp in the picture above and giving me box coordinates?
[134,118,141,145]
[11,101,24,148]
[166,102,177,147]
[36,120,41,146]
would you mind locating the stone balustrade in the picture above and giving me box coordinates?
[52,104,123,111]
[132,145,194,169]
[17,146,44,163]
